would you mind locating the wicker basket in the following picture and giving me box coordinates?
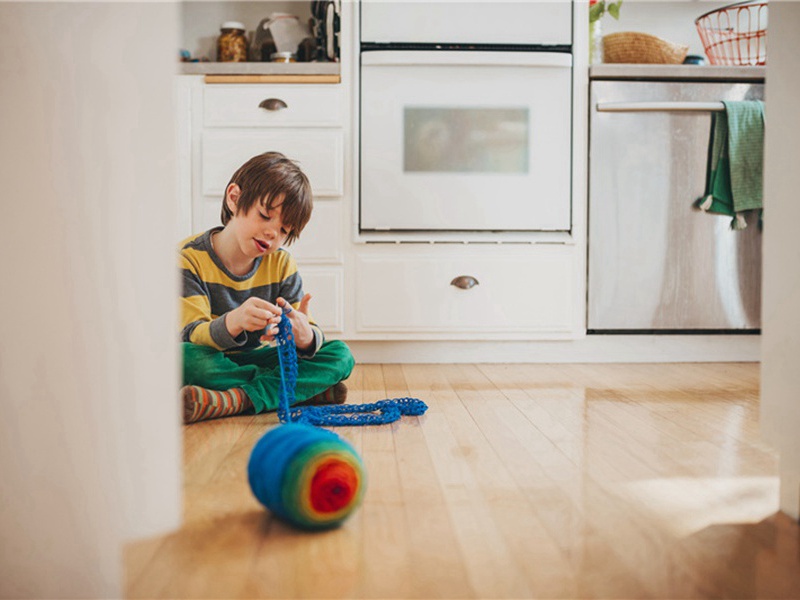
[602,31,690,64]
[695,1,767,66]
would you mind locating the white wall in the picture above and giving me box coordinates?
[760,1,800,521]
[0,3,182,598]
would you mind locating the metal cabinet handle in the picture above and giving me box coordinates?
[259,98,288,111]
[450,275,479,290]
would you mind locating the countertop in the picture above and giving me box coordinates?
[590,64,766,82]
[178,62,340,76]
[183,62,764,82]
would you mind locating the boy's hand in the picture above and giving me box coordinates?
[226,297,281,339]
[261,294,315,351]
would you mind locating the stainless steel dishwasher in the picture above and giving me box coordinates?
[588,65,765,332]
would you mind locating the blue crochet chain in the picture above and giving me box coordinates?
[274,314,427,426]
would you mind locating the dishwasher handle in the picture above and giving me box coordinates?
[596,101,725,113]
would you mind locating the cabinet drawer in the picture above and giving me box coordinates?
[204,84,342,127]
[290,200,343,264]
[356,251,574,333]
[195,197,343,263]
[202,129,343,197]
[298,267,344,333]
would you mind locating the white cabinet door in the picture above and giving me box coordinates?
[299,267,344,333]
[175,77,196,240]
[202,129,344,197]
[289,200,343,264]
[355,250,574,334]
[204,84,343,128]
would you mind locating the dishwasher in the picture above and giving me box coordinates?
[588,65,764,332]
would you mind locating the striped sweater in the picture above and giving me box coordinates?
[179,228,322,355]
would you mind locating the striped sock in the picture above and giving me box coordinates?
[182,386,253,424]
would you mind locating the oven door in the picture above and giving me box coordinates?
[360,51,572,232]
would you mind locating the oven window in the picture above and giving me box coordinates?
[403,107,529,173]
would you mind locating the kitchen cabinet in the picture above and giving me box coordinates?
[176,75,346,334]
[177,0,589,347]
[174,2,765,361]
[203,84,343,127]
[349,0,587,341]
[354,246,576,337]
[201,128,343,197]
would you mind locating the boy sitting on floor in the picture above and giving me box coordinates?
[179,152,354,424]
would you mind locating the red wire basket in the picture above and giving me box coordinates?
[695,0,768,66]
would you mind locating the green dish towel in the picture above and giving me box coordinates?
[698,100,765,230]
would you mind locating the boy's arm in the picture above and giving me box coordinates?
[302,325,325,358]
[180,255,247,351]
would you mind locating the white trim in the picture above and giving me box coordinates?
[355,230,576,245]
[344,335,761,364]
[570,0,590,338]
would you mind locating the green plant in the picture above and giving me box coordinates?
[590,0,623,22]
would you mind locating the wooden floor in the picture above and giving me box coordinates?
[125,363,800,599]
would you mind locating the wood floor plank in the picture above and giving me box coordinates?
[468,363,781,598]
[359,364,394,453]
[571,363,774,465]
[334,364,365,455]
[182,414,254,487]
[406,365,535,597]
[125,362,800,599]
[449,364,658,598]
[242,517,364,599]
[347,363,417,599]
[399,364,489,599]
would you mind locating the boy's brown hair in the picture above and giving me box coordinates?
[221,152,313,245]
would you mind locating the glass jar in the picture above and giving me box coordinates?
[217,21,247,62]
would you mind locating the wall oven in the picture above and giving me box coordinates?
[358,2,574,234]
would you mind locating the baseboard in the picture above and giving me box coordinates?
[345,334,761,364]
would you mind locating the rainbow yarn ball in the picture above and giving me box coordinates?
[247,423,366,530]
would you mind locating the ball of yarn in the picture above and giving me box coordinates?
[248,422,366,530]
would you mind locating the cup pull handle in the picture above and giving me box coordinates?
[450,275,479,290]
[259,98,288,111]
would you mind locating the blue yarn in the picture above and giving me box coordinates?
[273,314,427,426]
[274,312,298,417]
[248,314,425,530]
[283,398,428,426]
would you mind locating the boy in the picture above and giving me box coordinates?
[179,152,354,424]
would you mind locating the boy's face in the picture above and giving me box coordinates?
[228,193,291,258]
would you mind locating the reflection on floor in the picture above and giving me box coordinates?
[125,362,800,599]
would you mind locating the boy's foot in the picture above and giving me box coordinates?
[296,382,348,407]
[182,385,253,424]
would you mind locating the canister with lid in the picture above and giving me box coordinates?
[217,21,247,62]
[270,52,297,63]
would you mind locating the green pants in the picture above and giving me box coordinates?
[182,340,355,413]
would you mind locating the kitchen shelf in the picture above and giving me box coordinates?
[590,64,766,82]
[178,62,340,76]
[204,74,340,84]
